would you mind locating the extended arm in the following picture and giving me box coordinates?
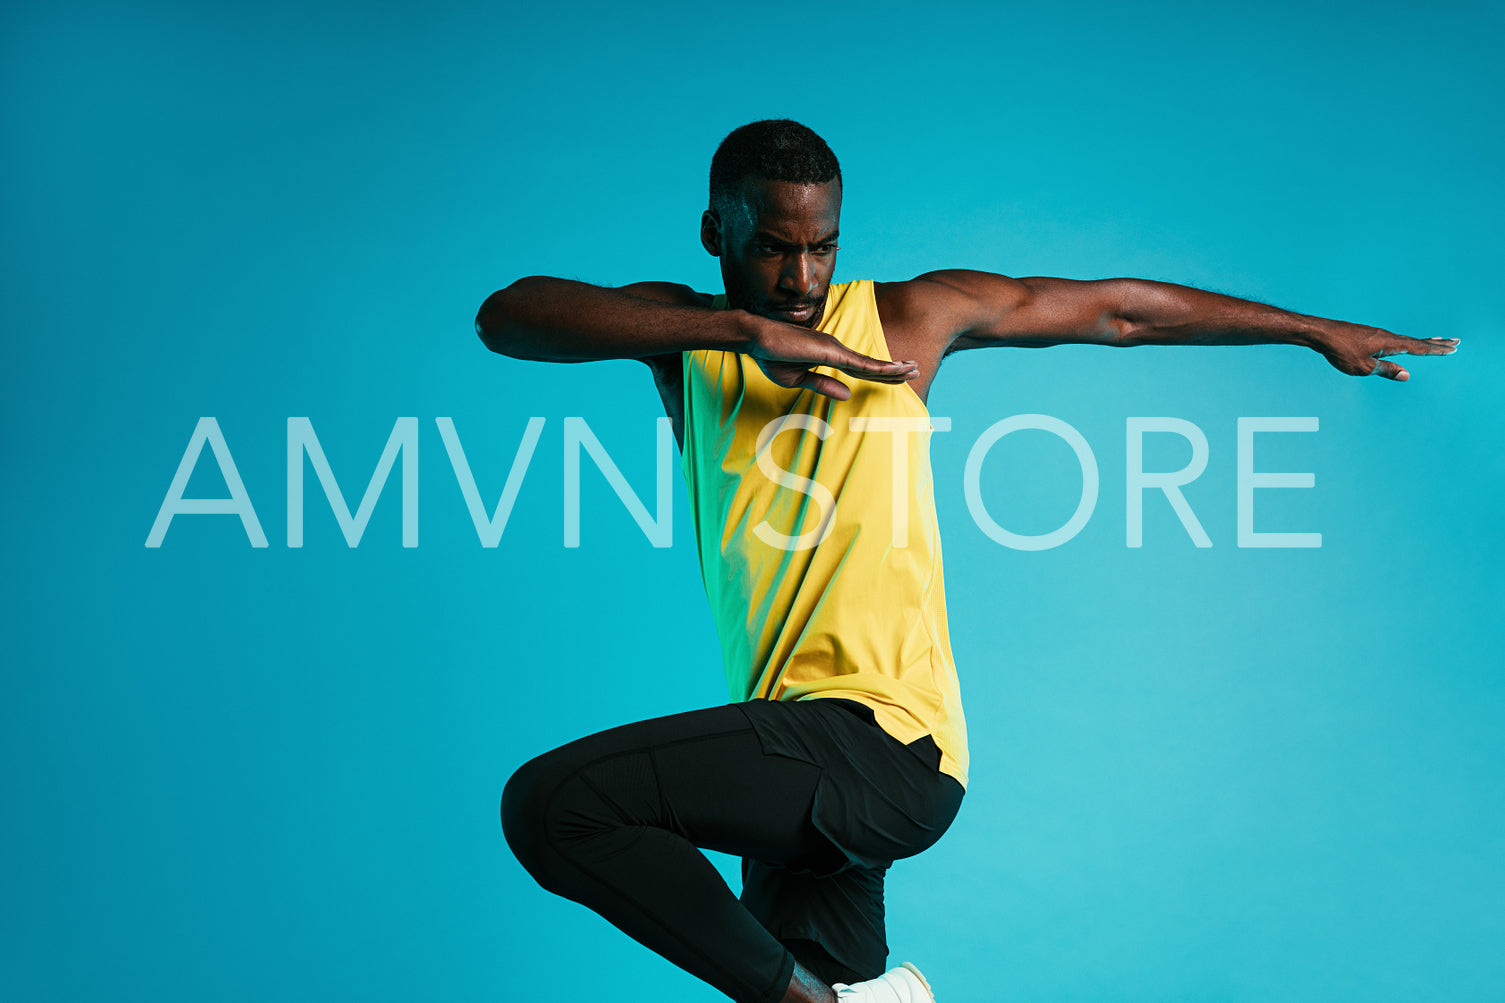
[906,271,1458,381]
[475,276,745,362]
[475,276,918,398]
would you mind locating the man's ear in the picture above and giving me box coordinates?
[700,210,722,257]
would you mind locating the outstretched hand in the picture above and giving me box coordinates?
[1316,322,1460,381]
[744,313,918,400]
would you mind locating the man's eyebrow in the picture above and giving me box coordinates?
[753,230,840,247]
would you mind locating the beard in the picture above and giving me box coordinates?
[721,266,827,330]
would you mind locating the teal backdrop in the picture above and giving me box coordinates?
[4,1,1501,1001]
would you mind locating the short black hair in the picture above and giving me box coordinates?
[708,119,841,217]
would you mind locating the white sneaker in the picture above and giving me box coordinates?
[832,962,936,1002]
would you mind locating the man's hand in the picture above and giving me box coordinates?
[1311,321,1460,382]
[742,312,918,400]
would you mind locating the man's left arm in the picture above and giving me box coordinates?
[912,270,1459,381]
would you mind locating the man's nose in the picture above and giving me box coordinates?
[778,252,814,295]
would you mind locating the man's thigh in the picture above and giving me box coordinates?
[507,702,842,869]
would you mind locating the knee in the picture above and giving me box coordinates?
[501,746,617,891]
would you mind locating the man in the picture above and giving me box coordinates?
[476,120,1456,1003]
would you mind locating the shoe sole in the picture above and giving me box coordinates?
[899,962,935,1001]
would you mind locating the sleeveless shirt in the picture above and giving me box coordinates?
[680,279,969,787]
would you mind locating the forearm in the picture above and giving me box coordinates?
[1102,278,1324,350]
[475,276,750,362]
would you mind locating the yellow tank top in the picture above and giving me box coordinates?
[681,279,969,787]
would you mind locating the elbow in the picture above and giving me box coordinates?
[474,278,544,357]
[1101,279,1146,346]
[1080,306,1137,347]
[1106,314,1143,347]
[474,291,508,354]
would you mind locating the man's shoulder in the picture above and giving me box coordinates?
[871,274,970,352]
[873,270,1027,354]
[872,271,1003,310]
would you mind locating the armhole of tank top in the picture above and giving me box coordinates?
[679,349,692,476]
[684,295,723,457]
[858,280,890,361]
[687,293,731,456]
[864,280,934,419]
[682,292,726,475]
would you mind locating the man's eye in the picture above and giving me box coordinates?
[815,244,839,256]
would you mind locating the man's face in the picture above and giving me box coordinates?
[702,177,841,329]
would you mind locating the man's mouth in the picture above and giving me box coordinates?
[770,303,817,322]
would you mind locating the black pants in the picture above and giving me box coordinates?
[500,698,965,1003]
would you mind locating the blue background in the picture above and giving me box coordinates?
[4,1,1501,1000]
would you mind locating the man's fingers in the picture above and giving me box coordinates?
[815,335,911,375]
[750,322,918,395]
[802,372,852,400]
[1389,340,1459,357]
[1361,334,1459,380]
[1415,337,1461,355]
[1326,327,1458,380]
[842,365,919,384]
[1386,336,1459,356]
[836,353,917,380]
[752,318,919,384]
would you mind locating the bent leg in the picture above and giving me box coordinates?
[500,704,845,1003]
[742,862,888,986]
[732,698,967,988]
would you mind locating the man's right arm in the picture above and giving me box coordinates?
[475,276,744,362]
[474,276,919,400]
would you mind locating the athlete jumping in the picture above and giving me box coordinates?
[475,119,1457,1003]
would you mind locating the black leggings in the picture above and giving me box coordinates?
[499,699,965,1003]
